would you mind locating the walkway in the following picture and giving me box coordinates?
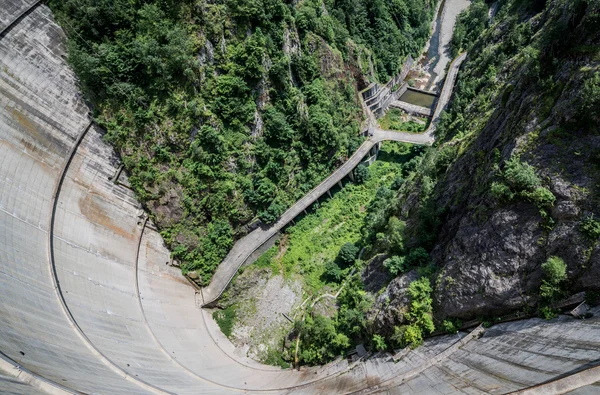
[200,52,468,306]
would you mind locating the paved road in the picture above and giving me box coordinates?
[200,53,467,306]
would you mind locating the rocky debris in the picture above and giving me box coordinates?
[220,266,303,362]
[147,183,184,228]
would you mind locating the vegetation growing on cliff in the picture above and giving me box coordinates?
[394,0,600,328]
[49,0,438,284]
[218,142,425,365]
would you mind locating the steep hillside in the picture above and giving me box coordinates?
[49,0,437,284]
[370,0,600,339]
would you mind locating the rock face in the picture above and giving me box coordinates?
[425,3,600,320]
[377,0,600,323]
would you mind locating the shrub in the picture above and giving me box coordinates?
[522,187,556,208]
[391,324,423,348]
[581,215,600,241]
[405,248,430,267]
[354,164,370,184]
[539,305,557,320]
[404,278,435,335]
[490,181,513,201]
[541,256,567,286]
[442,319,461,333]
[539,256,567,311]
[372,334,387,351]
[383,255,407,275]
[337,243,359,266]
[578,72,600,124]
[494,157,556,210]
[503,157,541,191]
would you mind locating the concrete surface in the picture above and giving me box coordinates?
[430,0,472,88]
[0,2,599,395]
[389,101,433,117]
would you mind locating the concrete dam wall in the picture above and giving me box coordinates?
[0,2,599,394]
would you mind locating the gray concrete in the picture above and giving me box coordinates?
[0,3,599,395]
[389,100,433,117]
[361,57,414,117]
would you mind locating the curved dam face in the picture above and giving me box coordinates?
[0,2,600,394]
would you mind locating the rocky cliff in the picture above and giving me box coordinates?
[377,0,600,327]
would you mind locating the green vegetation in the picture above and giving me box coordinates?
[49,0,439,284]
[295,315,349,365]
[264,348,291,369]
[384,247,430,275]
[354,164,370,185]
[245,142,424,365]
[441,319,461,333]
[372,334,387,351]
[491,156,556,211]
[258,142,419,294]
[580,215,600,241]
[538,256,567,319]
[213,305,237,338]
[390,278,435,348]
[450,0,489,57]
[338,243,360,266]
[378,109,427,133]
[578,72,600,128]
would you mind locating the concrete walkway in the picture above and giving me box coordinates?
[200,52,468,306]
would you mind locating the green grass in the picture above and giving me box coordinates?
[378,109,427,133]
[253,142,412,295]
[213,305,237,338]
[263,348,291,369]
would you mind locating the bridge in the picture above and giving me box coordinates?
[1,2,600,394]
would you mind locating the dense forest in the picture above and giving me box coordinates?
[49,0,438,284]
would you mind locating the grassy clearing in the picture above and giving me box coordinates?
[378,109,427,133]
[255,142,412,295]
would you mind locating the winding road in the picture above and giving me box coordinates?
[200,52,468,307]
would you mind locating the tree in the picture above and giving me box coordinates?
[354,164,370,184]
[296,315,350,365]
[337,243,359,266]
[391,324,423,348]
[386,216,406,252]
[405,247,430,267]
[323,261,344,283]
[384,255,407,275]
